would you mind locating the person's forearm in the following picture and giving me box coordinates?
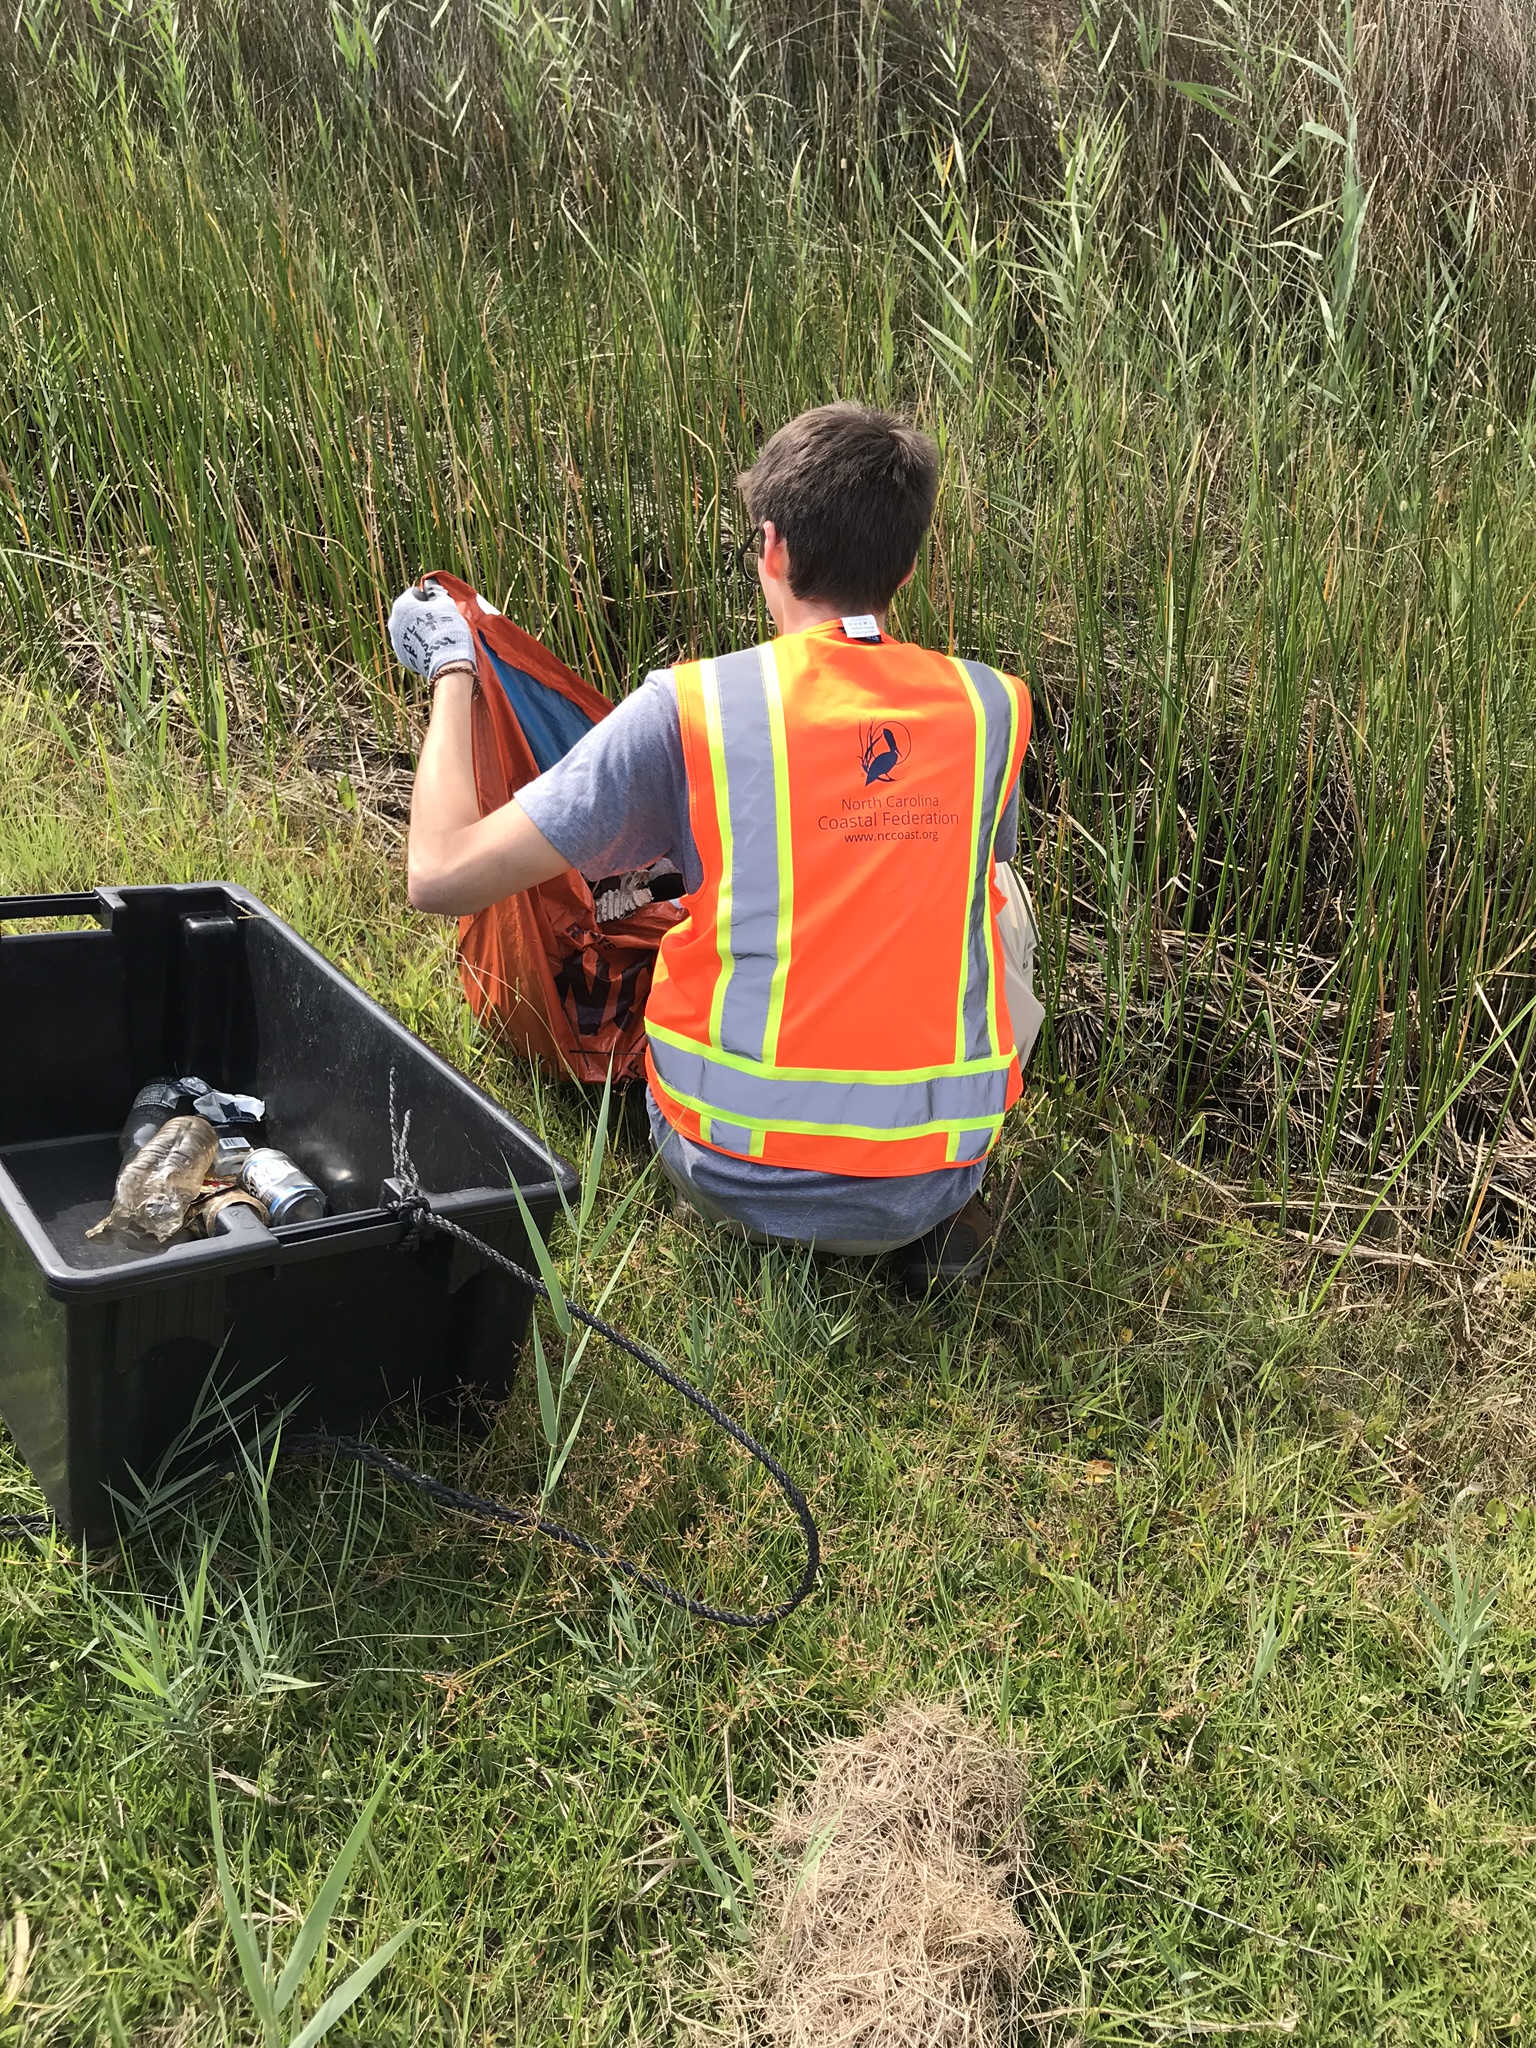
[407,668,571,915]
[411,665,481,840]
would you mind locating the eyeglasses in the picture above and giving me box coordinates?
[730,526,766,577]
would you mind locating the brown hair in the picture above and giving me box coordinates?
[738,403,940,611]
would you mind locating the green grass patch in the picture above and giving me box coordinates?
[1,715,1533,2042]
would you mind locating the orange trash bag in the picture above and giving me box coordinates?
[424,572,683,1084]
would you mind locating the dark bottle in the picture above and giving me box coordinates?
[118,1078,185,1157]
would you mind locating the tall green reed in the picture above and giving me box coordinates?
[3,0,1535,1218]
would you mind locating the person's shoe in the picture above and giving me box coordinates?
[899,1194,997,1298]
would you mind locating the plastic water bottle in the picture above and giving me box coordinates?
[88,1116,221,1243]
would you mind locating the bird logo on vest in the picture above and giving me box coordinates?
[859,718,912,786]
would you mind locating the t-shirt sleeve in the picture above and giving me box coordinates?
[513,670,701,890]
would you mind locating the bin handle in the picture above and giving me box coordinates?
[0,891,114,926]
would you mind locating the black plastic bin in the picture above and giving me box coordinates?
[0,884,578,1540]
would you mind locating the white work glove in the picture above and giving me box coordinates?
[591,864,684,923]
[388,580,476,681]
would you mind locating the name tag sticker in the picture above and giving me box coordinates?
[842,614,881,641]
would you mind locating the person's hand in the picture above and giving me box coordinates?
[388,580,475,681]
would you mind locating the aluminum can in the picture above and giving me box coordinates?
[240,1147,327,1225]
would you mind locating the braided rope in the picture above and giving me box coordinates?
[0,1509,52,1538]
[382,1201,821,1626]
[0,1201,822,1631]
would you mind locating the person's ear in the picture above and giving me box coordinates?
[760,519,791,584]
[898,558,917,589]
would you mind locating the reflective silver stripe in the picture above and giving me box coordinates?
[711,645,782,1061]
[952,1126,994,1163]
[957,659,1018,1062]
[650,1034,1012,1133]
[702,1114,755,1155]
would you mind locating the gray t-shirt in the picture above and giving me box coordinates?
[517,668,1018,1246]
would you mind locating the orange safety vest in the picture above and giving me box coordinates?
[644,617,1032,1175]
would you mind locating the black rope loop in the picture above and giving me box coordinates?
[389,1203,822,1628]
[0,1203,823,1632]
[0,1509,53,1539]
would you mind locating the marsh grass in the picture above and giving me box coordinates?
[6,0,1536,1213]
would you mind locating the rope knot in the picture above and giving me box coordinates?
[381,1175,432,1253]
[384,1070,431,1251]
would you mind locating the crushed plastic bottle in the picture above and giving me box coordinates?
[87,1115,221,1243]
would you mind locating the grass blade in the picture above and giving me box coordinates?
[513,1182,572,1337]
[273,1777,391,2010]
[284,1924,419,2048]
[208,1771,276,2035]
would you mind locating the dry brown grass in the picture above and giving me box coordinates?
[970,0,1536,262]
[716,1703,1032,2048]
[9,0,1535,266]
[1356,0,1536,205]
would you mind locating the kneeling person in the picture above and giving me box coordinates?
[396,404,1038,1291]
